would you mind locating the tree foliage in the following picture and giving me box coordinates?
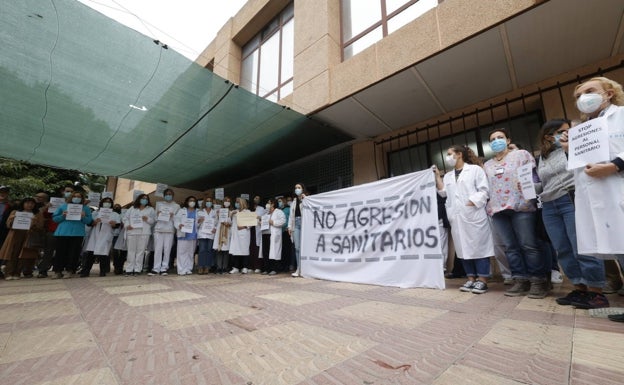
[0,157,107,200]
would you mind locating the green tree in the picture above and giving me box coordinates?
[0,157,107,200]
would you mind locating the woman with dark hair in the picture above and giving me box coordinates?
[435,145,493,293]
[484,128,547,298]
[0,197,44,280]
[52,191,93,279]
[150,188,180,276]
[229,197,251,274]
[535,118,608,308]
[82,197,120,277]
[122,194,155,276]
[174,196,199,275]
[288,182,307,277]
[213,196,232,273]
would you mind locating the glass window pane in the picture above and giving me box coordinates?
[241,49,259,94]
[258,32,280,95]
[343,26,383,59]
[282,2,294,22]
[281,19,294,82]
[266,92,278,102]
[280,79,293,99]
[242,35,260,58]
[386,0,411,15]
[388,0,438,34]
[341,0,382,42]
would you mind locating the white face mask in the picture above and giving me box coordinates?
[265,203,271,210]
[444,155,457,168]
[223,201,230,208]
[188,201,196,208]
[102,202,112,208]
[576,93,604,114]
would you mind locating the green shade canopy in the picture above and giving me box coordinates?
[0,0,352,190]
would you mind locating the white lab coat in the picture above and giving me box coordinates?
[229,209,250,256]
[173,207,198,238]
[154,201,180,233]
[85,209,120,255]
[197,208,217,240]
[268,208,286,260]
[438,163,494,260]
[575,104,624,257]
[123,206,155,236]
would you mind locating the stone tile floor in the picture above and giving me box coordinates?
[1,271,623,385]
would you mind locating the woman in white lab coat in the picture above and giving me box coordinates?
[123,194,155,276]
[560,77,624,313]
[266,199,286,275]
[82,197,120,277]
[435,145,493,294]
[174,196,199,275]
[228,197,251,274]
[212,196,232,273]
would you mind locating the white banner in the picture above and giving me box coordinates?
[301,169,444,289]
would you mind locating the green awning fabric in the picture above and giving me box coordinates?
[0,0,352,190]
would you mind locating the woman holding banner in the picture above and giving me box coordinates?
[435,145,493,294]
[560,77,624,314]
[288,183,307,277]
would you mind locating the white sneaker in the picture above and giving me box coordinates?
[551,270,563,284]
[291,270,300,277]
[229,267,240,274]
[241,268,248,274]
[254,269,261,273]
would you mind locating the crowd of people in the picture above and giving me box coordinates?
[0,183,308,283]
[1,77,623,322]
[435,77,624,322]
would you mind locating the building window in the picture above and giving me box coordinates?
[241,3,294,100]
[341,0,438,59]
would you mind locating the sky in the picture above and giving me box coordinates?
[77,0,247,61]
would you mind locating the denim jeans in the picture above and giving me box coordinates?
[491,210,545,279]
[461,258,491,278]
[293,217,302,270]
[541,194,605,288]
[197,238,215,268]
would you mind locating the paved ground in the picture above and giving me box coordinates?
[1,270,623,385]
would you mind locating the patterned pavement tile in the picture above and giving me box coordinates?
[432,364,527,384]
[118,290,204,306]
[0,291,71,305]
[0,300,79,324]
[195,321,377,385]
[394,287,475,303]
[257,290,339,306]
[218,282,281,293]
[185,277,234,286]
[324,281,376,291]
[572,328,624,374]
[35,367,119,385]
[145,301,258,330]
[0,283,66,294]
[330,301,447,328]
[515,295,576,315]
[103,283,172,295]
[478,319,573,361]
[0,322,97,364]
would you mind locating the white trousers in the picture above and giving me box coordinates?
[153,232,174,273]
[126,234,149,273]
[177,239,196,275]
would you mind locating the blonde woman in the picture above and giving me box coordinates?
[213,197,232,273]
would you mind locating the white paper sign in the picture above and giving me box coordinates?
[98,208,113,223]
[12,212,33,230]
[567,117,610,170]
[181,217,195,233]
[130,213,143,228]
[200,217,215,235]
[157,205,172,222]
[155,183,167,197]
[218,208,229,222]
[49,197,65,213]
[215,188,224,201]
[517,163,536,200]
[66,204,83,221]
[240,194,250,201]
[88,192,101,207]
[260,214,270,231]
[102,191,114,199]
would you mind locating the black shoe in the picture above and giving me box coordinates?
[556,290,587,306]
[608,313,624,322]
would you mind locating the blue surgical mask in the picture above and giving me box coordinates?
[278,201,284,208]
[64,191,72,199]
[140,198,148,206]
[164,194,173,202]
[102,202,112,208]
[205,202,212,208]
[553,134,562,148]
[71,197,81,204]
[294,188,302,196]
[234,202,240,209]
[489,138,507,153]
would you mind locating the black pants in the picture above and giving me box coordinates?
[54,236,83,274]
[82,252,111,276]
[113,249,126,275]
[261,234,271,272]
